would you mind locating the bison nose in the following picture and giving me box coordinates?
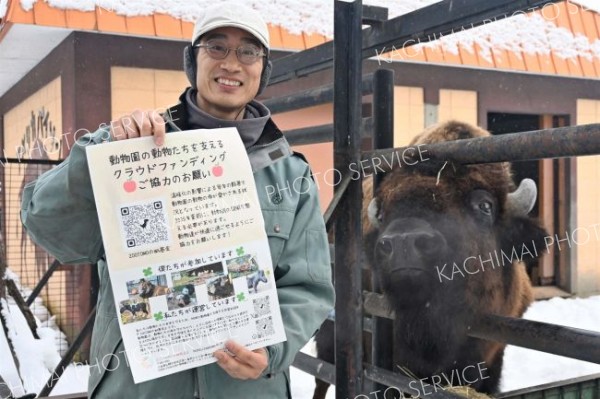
[377,237,394,259]
[414,231,446,257]
[377,230,447,261]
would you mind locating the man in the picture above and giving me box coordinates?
[20,3,334,398]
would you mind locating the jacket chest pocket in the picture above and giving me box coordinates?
[262,209,295,269]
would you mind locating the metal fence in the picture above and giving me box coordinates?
[1,158,96,363]
[264,1,600,398]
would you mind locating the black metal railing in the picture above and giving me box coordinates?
[1,157,97,398]
[263,1,600,398]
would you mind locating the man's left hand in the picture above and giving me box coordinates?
[213,340,269,380]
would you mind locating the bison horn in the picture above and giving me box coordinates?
[367,198,381,228]
[506,178,537,216]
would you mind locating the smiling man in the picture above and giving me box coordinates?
[21,3,334,399]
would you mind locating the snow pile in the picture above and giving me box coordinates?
[290,295,600,398]
[0,268,71,395]
[501,295,600,392]
[1,297,61,393]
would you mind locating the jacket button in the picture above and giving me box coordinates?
[271,193,283,204]
[273,224,281,233]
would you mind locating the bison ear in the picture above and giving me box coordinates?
[367,198,381,228]
[501,216,548,261]
[506,178,537,216]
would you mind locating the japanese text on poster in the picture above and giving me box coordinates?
[86,128,286,383]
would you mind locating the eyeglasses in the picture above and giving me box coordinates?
[194,40,266,65]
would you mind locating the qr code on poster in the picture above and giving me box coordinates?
[255,316,274,338]
[252,296,271,317]
[119,200,169,248]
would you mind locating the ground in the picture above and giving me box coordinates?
[2,295,599,397]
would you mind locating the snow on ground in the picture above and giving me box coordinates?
[0,295,62,394]
[0,298,27,398]
[2,292,599,397]
[501,295,600,392]
[1,268,74,396]
[290,295,600,398]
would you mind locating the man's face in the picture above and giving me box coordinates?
[195,27,264,120]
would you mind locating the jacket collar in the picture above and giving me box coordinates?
[163,89,292,173]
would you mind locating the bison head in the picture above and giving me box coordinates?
[364,121,548,317]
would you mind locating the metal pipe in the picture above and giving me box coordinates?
[324,174,350,230]
[362,123,600,172]
[25,259,61,307]
[363,364,466,399]
[333,0,364,397]
[471,314,600,365]
[371,69,395,392]
[293,352,336,386]
[263,75,375,114]
[285,118,373,146]
[363,291,600,365]
[291,354,465,398]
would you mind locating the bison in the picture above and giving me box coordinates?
[247,269,268,293]
[314,120,548,397]
[138,279,170,298]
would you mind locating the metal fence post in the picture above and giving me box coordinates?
[334,0,364,398]
[371,68,395,391]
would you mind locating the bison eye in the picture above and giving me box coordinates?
[479,201,493,215]
[468,189,497,223]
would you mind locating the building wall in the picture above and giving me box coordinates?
[3,77,62,160]
[111,67,189,119]
[272,104,334,213]
[438,89,478,126]
[393,86,425,146]
[575,99,600,296]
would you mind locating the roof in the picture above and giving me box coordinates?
[380,1,600,78]
[0,0,328,49]
[0,0,599,98]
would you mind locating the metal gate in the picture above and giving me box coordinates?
[264,1,600,398]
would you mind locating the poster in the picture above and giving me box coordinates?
[86,128,286,383]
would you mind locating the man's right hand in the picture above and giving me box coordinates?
[110,109,166,146]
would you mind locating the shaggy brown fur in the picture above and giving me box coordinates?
[139,280,170,298]
[315,120,547,397]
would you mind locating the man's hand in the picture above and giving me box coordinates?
[110,109,166,146]
[213,340,269,380]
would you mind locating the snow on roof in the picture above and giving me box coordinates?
[8,0,600,62]
[572,0,600,13]
[416,12,600,63]
[9,0,443,30]
[0,0,8,20]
